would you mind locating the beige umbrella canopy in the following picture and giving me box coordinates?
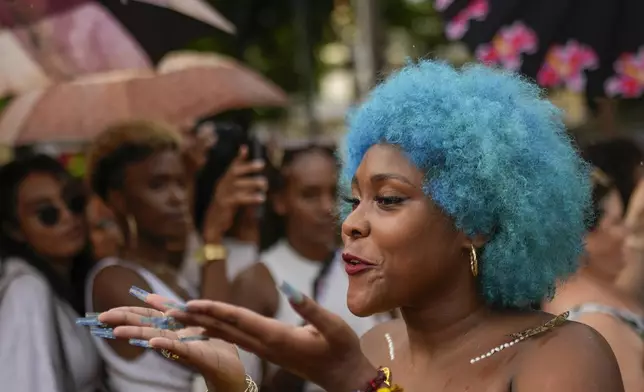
[131,0,235,34]
[0,51,288,145]
[0,0,235,97]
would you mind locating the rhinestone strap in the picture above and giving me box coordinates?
[470,311,569,364]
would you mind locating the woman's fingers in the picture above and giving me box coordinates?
[113,325,178,341]
[98,307,164,326]
[167,310,266,356]
[231,161,265,178]
[144,293,183,312]
[149,337,201,359]
[233,177,268,192]
[278,282,356,347]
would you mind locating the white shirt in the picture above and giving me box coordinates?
[0,258,102,392]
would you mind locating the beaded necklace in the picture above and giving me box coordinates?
[382,312,570,363]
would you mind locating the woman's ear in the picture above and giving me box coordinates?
[461,233,488,250]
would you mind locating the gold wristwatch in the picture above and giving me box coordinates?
[195,244,227,265]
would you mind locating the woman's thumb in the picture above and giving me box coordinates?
[278,281,352,345]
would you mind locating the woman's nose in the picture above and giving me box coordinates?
[341,207,370,240]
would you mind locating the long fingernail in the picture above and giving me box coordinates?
[163,302,188,312]
[179,335,209,342]
[76,317,106,327]
[91,327,115,339]
[85,312,101,317]
[129,286,151,302]
[141,317,184,330]
[278,281,304,304]
[129,339,151,348]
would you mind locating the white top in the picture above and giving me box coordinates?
[261,240,324,326]
[85,258,194,392]
[0,258,102,392]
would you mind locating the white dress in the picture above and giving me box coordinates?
[0,258,102,392]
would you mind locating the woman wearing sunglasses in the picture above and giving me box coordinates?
[0,154,102,392]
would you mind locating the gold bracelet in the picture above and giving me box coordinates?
[206,374,257,392]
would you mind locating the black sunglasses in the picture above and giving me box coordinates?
[35,195,86,227]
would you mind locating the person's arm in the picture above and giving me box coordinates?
[230,263,278,316]
[616,247,644,305]
[513,322,624,392]
[617,179,644,304]
[0,276,69,392]
[572,314,644,392]
[92,264,157,360]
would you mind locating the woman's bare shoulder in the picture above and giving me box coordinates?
[513,320,624,392]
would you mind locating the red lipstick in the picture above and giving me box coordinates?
[342,253,375,276]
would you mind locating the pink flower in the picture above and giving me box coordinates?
[445,0,489,40]
[536,40,598,91]
[474,21,537,71]
[434,0,456,11]
[605,46,644,98]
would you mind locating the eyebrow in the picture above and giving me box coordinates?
[351,173,414,187]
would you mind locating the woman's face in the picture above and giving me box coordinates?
[585,189,627,279]
[275,151,338,249]
[117,150,190,243]
[15,172,87,261]
[86,196,122,260]
[341,144,470,316]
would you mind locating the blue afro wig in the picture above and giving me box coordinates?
[339,60,591,309]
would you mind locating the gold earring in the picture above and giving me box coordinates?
[126,215,138,248]
[470,245,479,277]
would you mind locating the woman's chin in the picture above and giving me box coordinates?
[347,292,385,317]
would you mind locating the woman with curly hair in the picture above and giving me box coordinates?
[86,61,623,392]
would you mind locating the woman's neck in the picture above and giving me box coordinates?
[401,273,491,363]
[48,257,74,282]
[122,238,172,267]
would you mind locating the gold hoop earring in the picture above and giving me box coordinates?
[126,215,138,248]
[470,245,479,277]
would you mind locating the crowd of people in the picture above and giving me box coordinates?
[0,60,643,392]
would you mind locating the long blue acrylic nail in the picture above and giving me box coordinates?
[76,317,106,327]
[90,327,115,339]
[163,302,188,312]
[141,317,184,330]
[179,335,209,342]
[129,286,150,302]
[129,339,151,348]
[278,281,304,304]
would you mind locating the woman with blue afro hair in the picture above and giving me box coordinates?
[86,61,624,392]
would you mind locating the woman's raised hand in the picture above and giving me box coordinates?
[77,289,247,392]
[202,145,266,243]
[165,282,378,392]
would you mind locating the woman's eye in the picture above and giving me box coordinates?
[341,196,360,211]
[375,196,406,207]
